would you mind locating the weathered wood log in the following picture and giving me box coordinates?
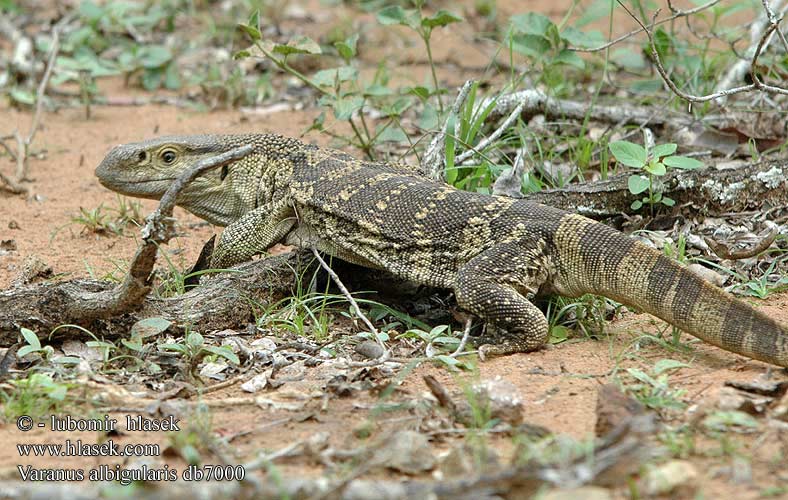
[524,159,788,218]
[0,252,305,346]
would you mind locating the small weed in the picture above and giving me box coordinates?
[545,294,616,344]
[2,373,73,421]
[67,196,143,237]
[623,359,689,412]
[609,140,703,215]
[159,330,240,379]
[165,404,215,465]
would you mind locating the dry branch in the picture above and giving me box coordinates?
[483,88,682,127]
[523,159,788,218]
[0,252,305,347]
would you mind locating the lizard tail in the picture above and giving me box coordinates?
[555,214,788,367]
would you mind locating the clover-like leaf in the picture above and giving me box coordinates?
[627,174,650,194]
[663,155,703,170]
[651,143,677,158]
[610,140,647,168]
[422,10,463,29]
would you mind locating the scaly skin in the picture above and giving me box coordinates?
[95,133,788,366]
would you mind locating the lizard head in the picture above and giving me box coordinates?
[96,135,263,226]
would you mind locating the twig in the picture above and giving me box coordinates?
[309,247,389,358]
[617,0,788,103]
[492,146,530,198]
[715,0,787,103]
[704,221,779,260]
[75,144,255,319]
[455,100,525,165]
[570,0,721,53]
[421,80,473,180]
[450,318,474,358]
[0,22,61,193]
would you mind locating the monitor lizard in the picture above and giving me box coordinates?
[94,133,788,367]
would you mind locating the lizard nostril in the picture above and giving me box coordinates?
[138,151,147,162]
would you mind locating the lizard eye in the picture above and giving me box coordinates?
[220,165,229,181]
[160,149,177,164]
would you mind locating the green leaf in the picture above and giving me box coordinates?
[186,331,204,349]
[233,49,251,60]
[627,367,658,387]
[653,359,689,375]
[611,48,646,70]
[362,84,393,97]
[644,160,666,176]
[377,6,419,29]
[444,113,457,183]
[610,141,647,168]
[661,196,675,207]
[553,49,585,69]
[9,88,35,105]
[376,126,408,143]
[703,410,759,431]
[49,384,67,401]
[141,68,163,90]
[628,174,650,194]
[312,66,358,87]
[121,339,143,352]
[334,33,358,60]
[138,46,172,68]
[332,96,364,120]
[511,12,554,36]
[52,356,82,365]
[131,317,172,338]
[421,10,463,29]
[261,36,322,57]
[17,346,38,358]
[560,27,605,48]
[21,327,41,350]
[237,23,261,41]
[160,343,188,354]
[631,199,643,210]
[663,155,703,170]
[203,346,240,365]
[164,63,180,90]
[651,143,677,158]
[419,103,439,130]
[510,34,551,57]
[406,86,431,100]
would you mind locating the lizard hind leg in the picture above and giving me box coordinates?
[455,242,551,358]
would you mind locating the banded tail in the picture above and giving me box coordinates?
[555,214,788,367]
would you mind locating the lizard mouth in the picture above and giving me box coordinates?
[96,176,178,197]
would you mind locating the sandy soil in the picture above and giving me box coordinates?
[1,1,787,498]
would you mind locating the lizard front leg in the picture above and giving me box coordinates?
[455,241,552,358]
[211,198,297,269]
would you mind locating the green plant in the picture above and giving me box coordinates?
[376,2,463,113]
[545,294,616,344]
[735,253,788,299]
[165,404,215,465]
[609,141,703,214]
[398,324,472,369]
[623,359,688,412]
[54,0,185,91]
[506,12,604,93]
[2,373,73,420]
[66,196,143,237]
[15,326,83,367]
[236,2,461,158]
[159,330,240,377]
[16,327,55,361]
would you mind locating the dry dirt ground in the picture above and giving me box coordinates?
[1,1,788,498]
